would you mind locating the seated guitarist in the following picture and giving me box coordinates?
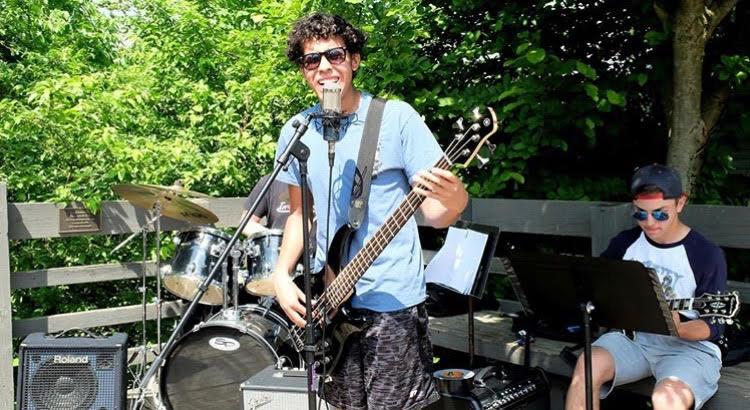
[566,164,728,410]
[270,12,468,410]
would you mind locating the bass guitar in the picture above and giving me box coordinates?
[289,106,499,374]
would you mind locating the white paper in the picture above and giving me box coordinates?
[425,227,488,295]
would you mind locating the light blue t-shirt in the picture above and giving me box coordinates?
[274,92,444,312]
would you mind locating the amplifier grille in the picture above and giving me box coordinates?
[17,334,126,410]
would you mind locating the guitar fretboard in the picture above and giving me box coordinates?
[668,298,695,311]
[323,157,452,309]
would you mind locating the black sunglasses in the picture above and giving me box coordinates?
[632,209,670,222]
[298,46,347,70]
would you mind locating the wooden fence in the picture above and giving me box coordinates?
[1,181,749,408]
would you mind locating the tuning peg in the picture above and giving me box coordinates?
[476,154,489,169]
[486,142,497,154]
[726,318,734,325]
[453,118,465,132]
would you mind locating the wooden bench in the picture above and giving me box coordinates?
[428,310,750,409]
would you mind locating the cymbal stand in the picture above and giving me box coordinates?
[153,201,163,355]
[124,225,151,402]
[114,201,165,409]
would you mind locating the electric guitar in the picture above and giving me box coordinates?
[289,107,499,374]
[669,291,741,325]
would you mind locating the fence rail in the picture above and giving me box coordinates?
[2,182,749,408]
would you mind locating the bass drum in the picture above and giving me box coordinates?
[160,304,299,410]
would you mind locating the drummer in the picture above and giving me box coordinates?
[240,173,316,280]
[240,173,292,237]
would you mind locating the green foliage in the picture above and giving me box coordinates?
[1,0,748,348]
[408,1,637,200]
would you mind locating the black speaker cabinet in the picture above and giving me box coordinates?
[16,332,128,410]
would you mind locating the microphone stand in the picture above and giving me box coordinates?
[298,131,317,410]
[131,115,314,410]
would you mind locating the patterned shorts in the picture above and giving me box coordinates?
[321,303,440,410]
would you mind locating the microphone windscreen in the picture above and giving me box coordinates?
[322,82,342,113]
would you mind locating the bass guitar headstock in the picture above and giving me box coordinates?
[445,107,499,168]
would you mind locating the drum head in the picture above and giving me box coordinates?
[160,323,278,410]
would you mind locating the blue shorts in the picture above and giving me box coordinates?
[593,331,722,409]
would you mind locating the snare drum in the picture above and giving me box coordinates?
[244,230,283,296]
[162,227,232,305]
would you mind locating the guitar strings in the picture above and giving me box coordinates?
[289,118,490,349]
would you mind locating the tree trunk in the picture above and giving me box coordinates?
[664,0,737,193]
[667,0,707,193]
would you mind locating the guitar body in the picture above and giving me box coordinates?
[293,224,371,376]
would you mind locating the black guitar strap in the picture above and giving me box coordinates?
[348,97,386,229]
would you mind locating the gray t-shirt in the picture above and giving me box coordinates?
[243,174,290,231]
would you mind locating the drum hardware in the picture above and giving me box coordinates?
[110,197,166,407]
[219,244,245,321]
[220,249,230,312]
[111,181,217,410]
[132,116,316,410]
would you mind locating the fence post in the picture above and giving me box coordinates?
[0,182,14,408]
[589,203,633,256]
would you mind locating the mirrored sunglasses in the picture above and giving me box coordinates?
[632,209,669,222]
[299,46,347,70]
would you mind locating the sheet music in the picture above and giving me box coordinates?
[425,227,488,295]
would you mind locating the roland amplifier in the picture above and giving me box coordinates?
[16,332,128,410]
[241,365,309,410]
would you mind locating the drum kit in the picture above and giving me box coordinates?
[112,183,299,410]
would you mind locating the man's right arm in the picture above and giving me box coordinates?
[272,185,310,327]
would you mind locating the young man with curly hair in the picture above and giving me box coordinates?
[270,12,468,410]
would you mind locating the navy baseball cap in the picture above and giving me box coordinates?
[630,164,684,199]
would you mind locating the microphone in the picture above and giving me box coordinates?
[321,82,342,166]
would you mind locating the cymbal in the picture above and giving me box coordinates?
[140,183,212,198]
[112,183,218,224]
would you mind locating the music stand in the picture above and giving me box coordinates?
[427,222,500,366]
[506,251,676,410]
